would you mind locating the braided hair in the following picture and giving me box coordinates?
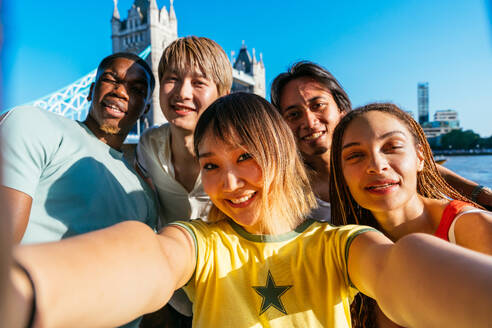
[329,103,482,328]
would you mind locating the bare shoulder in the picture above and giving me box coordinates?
[454,207,492,255]
[456,207,492,223]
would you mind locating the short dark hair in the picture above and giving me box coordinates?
[96,52,155,93]
[270,61,351,113]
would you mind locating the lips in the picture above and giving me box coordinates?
[226,191,257,208]
[171,104,196,115]
[102,99,126,117]
[301,130,326,141]
[365,180,400,194]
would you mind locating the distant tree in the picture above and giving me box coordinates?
[478,135,492,149]
[440,129,480,150]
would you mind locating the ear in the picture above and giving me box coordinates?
[87,83,95,101]
[416,144,425,172]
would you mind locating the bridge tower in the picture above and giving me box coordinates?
[111,0,177,126]
[231,42,265,98]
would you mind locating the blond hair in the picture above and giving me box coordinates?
[194,93,316,235]
[158,36,232,96]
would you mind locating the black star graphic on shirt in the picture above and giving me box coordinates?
[252,270,292,315]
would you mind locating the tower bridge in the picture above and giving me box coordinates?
[23,0,265,143]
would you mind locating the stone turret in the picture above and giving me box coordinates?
[111,0,121,52]
[252,51,265,97]
[111,0,178,126]
[231,42,266,98]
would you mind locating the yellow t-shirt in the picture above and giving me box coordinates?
[171,219,375,328]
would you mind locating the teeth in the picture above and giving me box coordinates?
[175,107,194,112]
[303,131,324,140]
[369,183,396,190]
[229,193,255,204]
[107,104,123,113]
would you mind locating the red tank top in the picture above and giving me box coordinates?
[434,200,472,241]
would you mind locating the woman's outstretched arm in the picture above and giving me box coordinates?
[349,231,492,328]
[14,221,196,328]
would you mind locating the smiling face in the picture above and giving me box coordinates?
[160,68,219,133]
[279,77,343,161]
[341,111,424,214]
[198,131,264,234]
[87,57,151,136]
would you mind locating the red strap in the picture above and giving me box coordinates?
[434,200,471,241]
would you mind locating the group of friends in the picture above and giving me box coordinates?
[1,36,492,328]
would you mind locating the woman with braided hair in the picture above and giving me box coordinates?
[329,103,492,328]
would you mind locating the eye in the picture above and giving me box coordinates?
[238,153,252,162]
[311,102,326,111]
[202,163,218,170]
[101,76,118,84]
[284,110,300,121]
[163,75,178,84]
[383,141,405,153]
[131,85,147,96]
[344,151,364,162]
[193,78,210,87]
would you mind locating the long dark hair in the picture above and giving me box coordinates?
[270,61,351,114]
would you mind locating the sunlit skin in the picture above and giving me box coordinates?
[160,69,219,134]
[85,57,151,148]
[279,77,343,163]
[341,111,428,234]
[279,77,344,201]
[198,132,267,235]
[340,110,492,328]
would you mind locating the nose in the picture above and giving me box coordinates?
[175,79,193,101]
[303,110,319,129]
[367,152,389,174]
[112,82,129,100]
[222,168,244,192]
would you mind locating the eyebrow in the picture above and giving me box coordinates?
[165,69,207,79]
[197,151,214,159]
[101,72,148,85]
[101,71,118,78]
[342,130,406,150]
[283,96,326,112]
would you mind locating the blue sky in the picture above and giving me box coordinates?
[3,0,492,136]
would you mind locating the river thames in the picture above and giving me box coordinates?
[442,155,492,187]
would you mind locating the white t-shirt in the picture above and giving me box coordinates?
[136,123,212,226]
[136,123,212,316]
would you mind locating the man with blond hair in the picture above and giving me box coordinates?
[135,36,232,327]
